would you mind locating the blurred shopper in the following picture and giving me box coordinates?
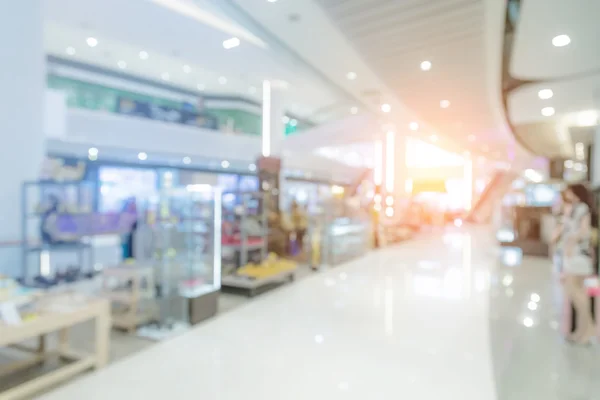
[121,197,139,260]
[291,202,308,252]
[551,191,571,272]
[561,184,597,344]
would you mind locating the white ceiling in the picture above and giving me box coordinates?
[508,0,600,159]
[42,0,355,122]
[47,0,589,168]
[511,0,600,80]
[230,0,519,162]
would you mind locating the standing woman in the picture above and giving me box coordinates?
[562,184,597,344]
[551,191,571,274]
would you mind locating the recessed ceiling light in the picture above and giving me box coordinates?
[409,122,419,131]
[282,116,290,124]
[249,163,257,172]
[183,65,191,73]
[290,119,298,127]
[440,100,451,109]
[420,61,432,71]
[267,0,278,2]
[430,135,438,142]
[161,72,170,81]
[468,134,476,142]
[86,37,98,48]
[197,83,205,91]
[223,37,241,50]
[248,86,257,94]
[218,76,227,85]
[66,47,76,56]
[139,51,149,60]
[346,71,357,80]
[381,103,391,113]
[350,106,358,114]
[88,147,99,156]
[183,156,191,164]
[138,152,148,161]
[541,106,555,117]
[221,160,230,168]
[538,89,553,99]
[117,60,127,69]
[552,34,571,47]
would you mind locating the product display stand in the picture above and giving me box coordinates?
[102,264,158,333]
[222,192,268,268]
[137,186,222,339]
[0,294,110,400]
[221,192,296,297]
[221,267,296,297]
[20,180,97,284]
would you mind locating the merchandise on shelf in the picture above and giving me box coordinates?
[236,253,297,280]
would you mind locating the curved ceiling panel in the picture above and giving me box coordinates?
[314,0,512,158]
[506,0,600,159]
[511,0,600,80]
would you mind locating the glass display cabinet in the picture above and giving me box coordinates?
[141,184,221,335]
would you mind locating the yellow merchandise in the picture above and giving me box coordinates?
[236,254,297,279]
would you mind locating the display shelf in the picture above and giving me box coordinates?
[0,294,110,400]
[101,264,158,333]
[143,185,222,331]
[19,180,127,280]
[221,268,296,297]
[221,254,297,297]
[221,191,268,271]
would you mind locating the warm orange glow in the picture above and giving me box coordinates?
[405,138,463,168]
[385,131,395,193]
[374,140,383,185]
[405,179,413,194]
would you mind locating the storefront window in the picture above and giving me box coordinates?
[98,167,158,212]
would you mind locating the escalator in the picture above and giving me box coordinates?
[467,170,515,224]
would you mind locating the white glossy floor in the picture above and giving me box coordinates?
[38,226,599,399]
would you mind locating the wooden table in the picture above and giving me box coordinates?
[0,295,110,400]
[102,264,158,333]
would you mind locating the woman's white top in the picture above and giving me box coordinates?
[561,202,593,276]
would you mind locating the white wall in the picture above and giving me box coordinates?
[50,107,363,183]
[65,108,262,162]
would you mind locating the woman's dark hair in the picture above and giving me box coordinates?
[568,183,598,228]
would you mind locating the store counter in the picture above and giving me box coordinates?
[324,218,370,265]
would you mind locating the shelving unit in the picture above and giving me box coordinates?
[221,192,268,271]
[135,185,222,339]
[221,192,292,296]
[20,180,97,281]
[102,264,158,333]
[0,294,110,399]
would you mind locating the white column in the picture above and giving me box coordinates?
[261,80,285,158]
[381,131,408,217]
[0,1,45,275]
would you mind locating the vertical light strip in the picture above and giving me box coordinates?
[261,80,272,157]
[464,157,473,210]
[374,140,383,185]
[213,187,222,289]
[385,131,395,193]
